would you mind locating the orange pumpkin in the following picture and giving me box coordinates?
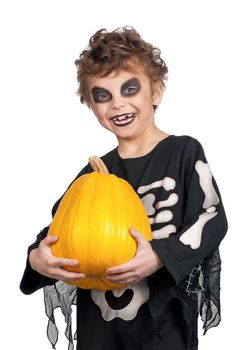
[48,156,152,290]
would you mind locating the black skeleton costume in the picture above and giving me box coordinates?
[20,135,227,350]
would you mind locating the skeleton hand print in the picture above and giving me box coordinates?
[138,177,179,239]
[138,161,220,249]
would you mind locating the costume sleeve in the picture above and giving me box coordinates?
[150,139,228,286]
[20,164,91,295]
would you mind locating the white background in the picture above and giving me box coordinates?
[0,0,231,349]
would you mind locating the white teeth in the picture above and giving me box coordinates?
[117,115,127,121]
[111,113,135,126]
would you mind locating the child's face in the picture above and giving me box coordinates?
[87,66,163,143]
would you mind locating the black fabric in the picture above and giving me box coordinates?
[43,282,196,350]
[20,135,228,350]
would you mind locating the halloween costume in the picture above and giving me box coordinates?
[20,135,227,350]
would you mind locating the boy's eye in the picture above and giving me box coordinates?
[124,86,138,95]
[121,78,141,97]
[97,92,109,101]
[92,88,112,103]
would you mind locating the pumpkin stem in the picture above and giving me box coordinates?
[89,156,109,174]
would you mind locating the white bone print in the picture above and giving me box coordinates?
[141,193,156,215]
[180,210,218,249]
[91,280,150,321]
[179,161,220,249]
[149,210,173,224]
[138,177,176,194]
[156,193,179,209]
[195,161,219,208]
[138,176,178,239]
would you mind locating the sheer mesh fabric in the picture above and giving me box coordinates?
[178,248,221,345]
[43,249,222,349]
[199,249,222,333]
[44,281,77,349]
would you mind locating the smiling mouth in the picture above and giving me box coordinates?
[110,113,135,127]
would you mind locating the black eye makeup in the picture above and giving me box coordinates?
[121,78,141,97]
[91,87,112,103]
[91,78,141,104]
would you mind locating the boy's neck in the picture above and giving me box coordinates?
[117,127,170,159]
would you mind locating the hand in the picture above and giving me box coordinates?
[106,227,163,285]
[29,235,85,282]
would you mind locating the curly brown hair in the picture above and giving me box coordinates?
[75,26,168,107]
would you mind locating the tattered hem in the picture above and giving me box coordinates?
[43,249,222,350]
[44,281,77,350]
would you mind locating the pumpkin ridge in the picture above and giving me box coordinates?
[97,174,114,274]
[87,174,98,276]
[124,183,138,259]
[77,173,97,275]
[118,178,132,262]
[68,182,81,266]
[66,175,89,266]
[113,177,135,264]
[54,174,90,267]
[49,179,79,259]
[109,175,122,265]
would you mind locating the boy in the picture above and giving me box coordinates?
[20,27,227,350]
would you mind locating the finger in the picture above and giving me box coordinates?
[62,272,86,281]
[106,271,132,282]
[55,257,80,267]
[106,273,140,285]
[129,227,146,246]
[106,261,134,275]
[43,235,59,246]
[130,228,148,252]
[55,269,86,281]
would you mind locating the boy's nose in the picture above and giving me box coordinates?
[111,95,126,109]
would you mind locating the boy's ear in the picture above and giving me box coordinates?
[152,81,164,106]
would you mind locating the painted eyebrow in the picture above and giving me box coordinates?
[91,87,111,95]
[91,87,112,102]
[120,78,141,93]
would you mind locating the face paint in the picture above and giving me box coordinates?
[121,78,141,97]
[92,87,112,103]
